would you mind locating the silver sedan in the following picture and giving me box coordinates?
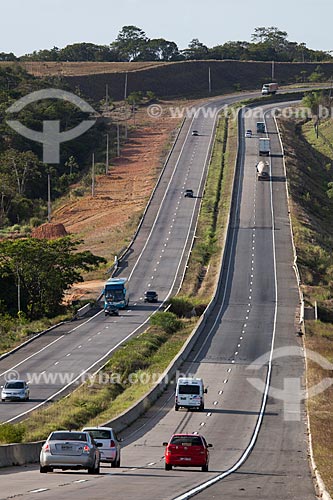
[40,430,101,474]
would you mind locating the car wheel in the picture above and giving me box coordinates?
[165,463,172,471]
[88,457,99,474]
[202,464,208,472]
[1,399,4,402]
[40,465,50,473]
[175,405,179,411]
[199,404,204,411]
[116,455,121,468]
[111,460,117,468]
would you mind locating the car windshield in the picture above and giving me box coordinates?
[5,381,24,389]
[49,432,88,442]
[86,429,111,440]
[170,436,203,446]
[146,291,156,296]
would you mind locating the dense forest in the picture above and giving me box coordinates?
[0,26,331,63]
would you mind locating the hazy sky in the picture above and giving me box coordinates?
[2,0,332,56]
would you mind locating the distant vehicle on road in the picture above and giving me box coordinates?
[184,189,194,198]
[144,290,158,302]
[245,129,252,138]
[104,304,119,316]
[40,430,101,474]
[175,377,207,411]
[262,82,278,95]
[192,130,199,136]
[256,122,266,134]
[103,277,129,311]
[1,380,29,402]
[259,137,271,156]
[163,433,212,472]
[82,427,121,468]
[256,160,269,180]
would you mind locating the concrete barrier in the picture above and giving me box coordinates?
[76,303,92,318]
[0,441,43,468]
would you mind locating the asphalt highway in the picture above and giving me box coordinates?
[0,89,263,423]
[0,93,319,500]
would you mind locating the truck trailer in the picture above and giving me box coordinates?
[256,160,269,180]
[259,137,270,156]
[262,82,278,95]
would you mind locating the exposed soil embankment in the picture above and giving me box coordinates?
[62,60,333,101]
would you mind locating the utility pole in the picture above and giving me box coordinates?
[117,124,120,157]
[124,72,128,101]
[272,60,275,81]
[47,173,51,223]
[208,66,212,93]
[105,84,109,108]
[105,134,109,175]
[17,269,21,315]
[91,153,95,197]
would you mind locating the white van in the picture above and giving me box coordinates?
[175,377,207,411]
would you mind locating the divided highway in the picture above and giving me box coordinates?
[0,94,316,500]
[0,90,261,424]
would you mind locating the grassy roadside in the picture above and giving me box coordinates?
[0,110,238,444]
[0,312,76,357]
[277,114,333,495]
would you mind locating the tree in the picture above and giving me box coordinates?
[0,149,41,196]
[0,52,17,61]
[146,39,181,61]
[183,39,209,60]
[302,91,327,138]
[0,237,106,318]
[113,25,148,61]
[251,26,288,49]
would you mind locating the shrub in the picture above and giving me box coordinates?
[168,296,196,317]
[150,312,183,334]
[0,424,25,444]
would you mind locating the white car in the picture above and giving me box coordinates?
[1,380,30,402]
[245,129,252,138]
[82,427,121,467]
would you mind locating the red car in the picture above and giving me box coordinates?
[163,433,212,472]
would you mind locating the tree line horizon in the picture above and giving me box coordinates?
[1,26,331,63]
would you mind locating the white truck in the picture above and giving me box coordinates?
[259,137,270,156]
[256,160,269,180]
[262,82,278,95]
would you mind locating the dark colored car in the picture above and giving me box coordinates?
[104,303,119,316]
[144,290,158,302]
[40,430,102,474]
[192,130,199,136]
[184,189,194,198]
[163,434,212,472]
